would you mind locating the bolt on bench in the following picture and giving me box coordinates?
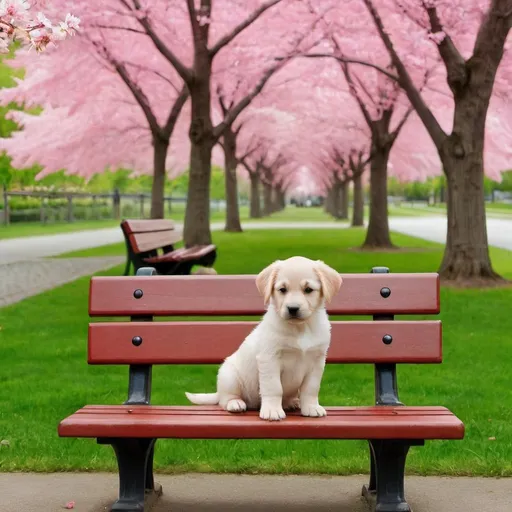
[121,219,216,276]
[58,267,464,512]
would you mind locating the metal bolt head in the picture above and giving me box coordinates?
[382,334,393,345]
[132,336,143,346]
[133,289,143,299]
[380,287,391,298]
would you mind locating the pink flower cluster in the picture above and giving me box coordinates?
[0,0,79,53]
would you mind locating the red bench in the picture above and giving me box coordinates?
[58,266,464,512]
[120,219,216,275]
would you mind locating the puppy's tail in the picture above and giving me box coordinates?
[185,392,219,405]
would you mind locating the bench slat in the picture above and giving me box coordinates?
[88,320,442,364]
[144,245,216,264]
[58,405,464,440]
[129,230,183,254]
[89,273,440,316]
[122,219,175,234]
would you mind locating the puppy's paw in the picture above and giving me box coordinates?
[301,404,327,417]
[259,404,286,421]
[283,397,301,411]
[226,399,247,413]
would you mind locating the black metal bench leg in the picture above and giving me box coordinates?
[100,438,161,512]
[362,441,377,499]
[365,440,414,512]
[123,258,131,276]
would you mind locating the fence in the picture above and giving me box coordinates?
[0,188,236,225]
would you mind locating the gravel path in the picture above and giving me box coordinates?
[0,256,124,307]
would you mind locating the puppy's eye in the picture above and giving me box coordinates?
[278,287,287,294]
[304,287,314,294]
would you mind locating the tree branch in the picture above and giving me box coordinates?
[212,58,288,140]
[301,53,400,81]
[362,0,446,149]
[125,62,180,93]
[131,0,193,82]
[424,3,468,94]
[209,0,282,57]
[93,41,160,135]
[162,84,189,138]
[94,23,145,34]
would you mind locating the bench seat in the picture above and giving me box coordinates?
[59,405,464,440]
[143,244,216,264]
[120,219,217,275]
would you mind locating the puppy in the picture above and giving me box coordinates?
[185,256,342,421]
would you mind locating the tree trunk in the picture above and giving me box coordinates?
[362,145,394,248]
[249,173,262,218]
[340,181,349,219]
[271,187,282,213]
[150,137,169,219]
[263,182,272,216]
[438,141,501,283]
[277,188,286,210]
[324,187,334,215]
[222,129,242,232]
[331,182,343,219]
[183,76,214,247]
[352,172,364,227]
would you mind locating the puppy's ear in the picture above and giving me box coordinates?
[314,260,342,304]
[256,260,281,305]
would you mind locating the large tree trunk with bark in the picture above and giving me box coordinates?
[438,130,501,282]
[222,129,242,232]
[183,74,214,247]
[340,181,349,219]
[263,182,273,216]
[363,144,394,248]
[352,172,364,227]
[150,137,169,219]
[249,173,262,218]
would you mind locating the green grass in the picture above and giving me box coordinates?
[1,229,511,476]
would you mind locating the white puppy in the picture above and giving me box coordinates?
[185,256,342,421]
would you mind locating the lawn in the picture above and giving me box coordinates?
[0,229,511,477]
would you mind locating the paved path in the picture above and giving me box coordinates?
[1,473,511,512]
[389,216,512,251]
[2,217,512,265]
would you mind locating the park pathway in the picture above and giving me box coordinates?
[2,472,511,512]
[1,216,511,307]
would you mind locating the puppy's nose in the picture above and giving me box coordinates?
[287,305,300,316]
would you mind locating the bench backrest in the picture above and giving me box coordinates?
[88,269,441,365]
[121,219,182,254]
[88,267,440,406]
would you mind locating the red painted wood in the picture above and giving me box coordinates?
[88,320,442,365]
[89,273,440,316]
[58,405,465,440]
[121,219,175,234]
[144,245,216,264]
[128,230,183,254]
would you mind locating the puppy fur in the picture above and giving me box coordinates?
[185,256,342,421]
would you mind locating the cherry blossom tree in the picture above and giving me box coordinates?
[0,2,190,219]
[0,1,79,53]
[360,0,512,282]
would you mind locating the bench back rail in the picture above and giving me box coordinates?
[88,267,441,407]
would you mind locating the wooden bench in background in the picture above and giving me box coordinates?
[58,267,464,512]
[120,219,216,276]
